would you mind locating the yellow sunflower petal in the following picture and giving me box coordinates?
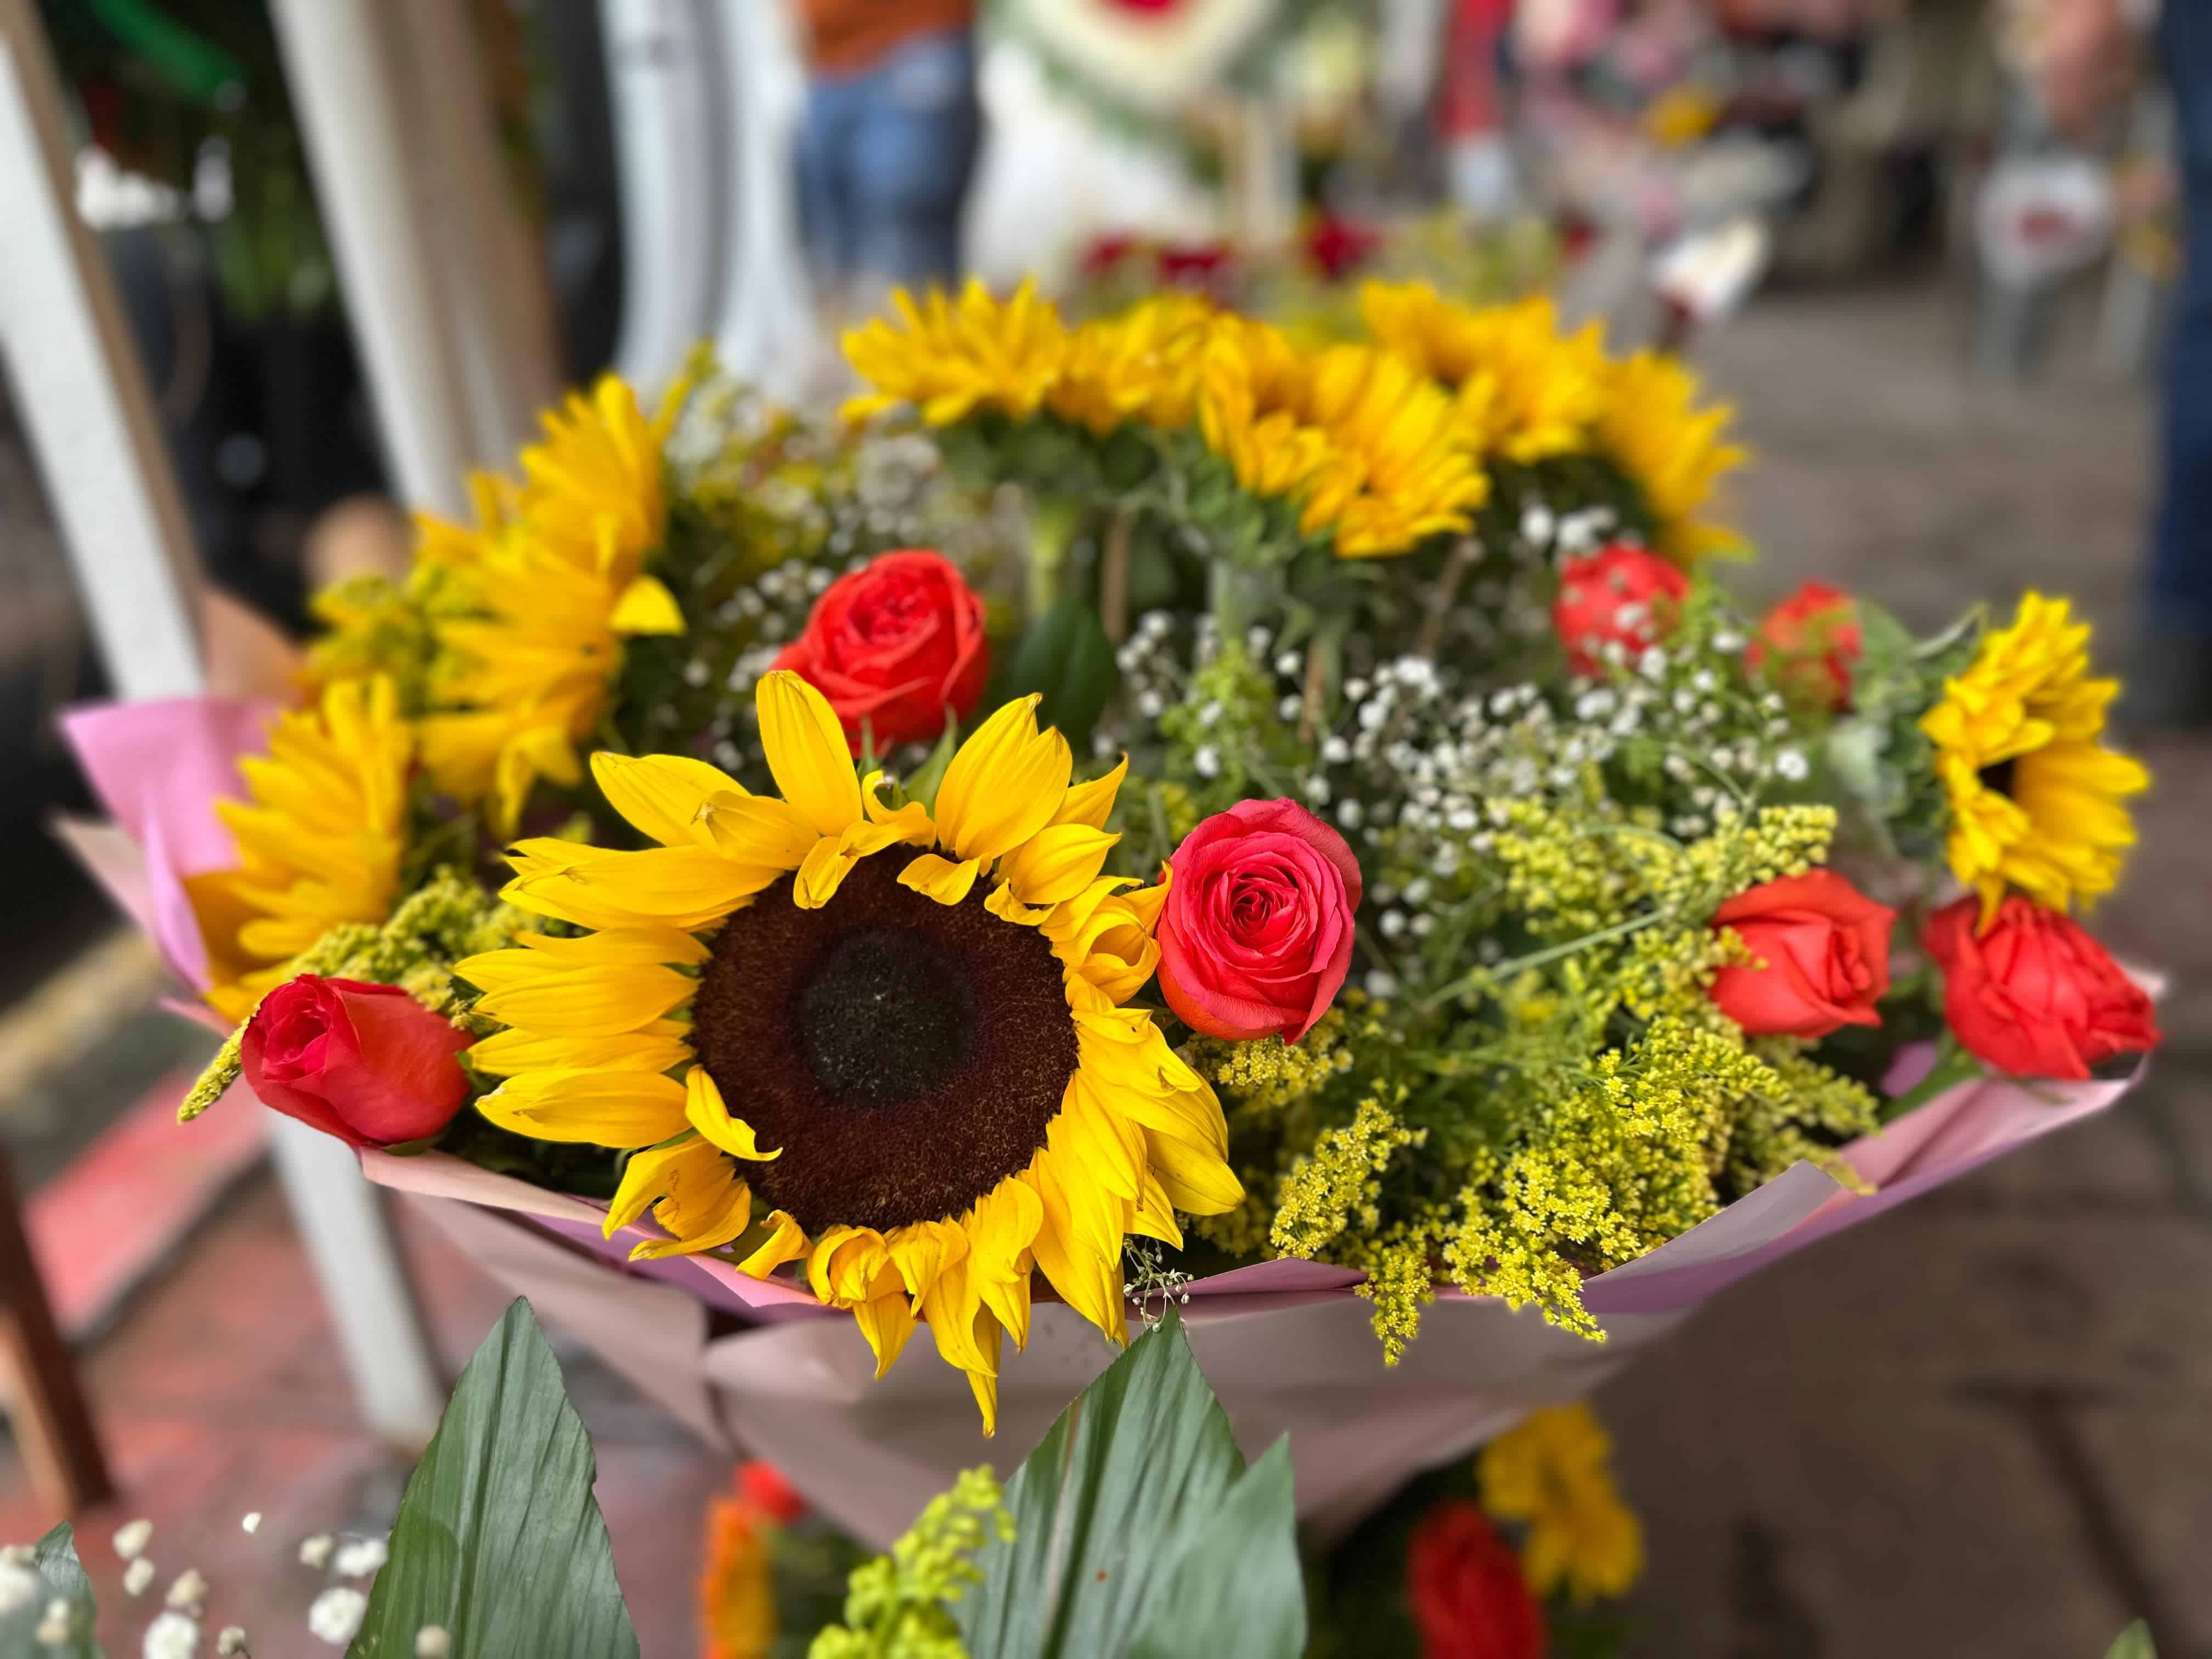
[898,853,980,906]
[510,926,708,966]
[478,1068,689,1145]
[758,670,864,836]
[591,752,744,848]
[1052,757,1127,830]
[997,823,1120,909]
[636,1155,752,1259]
[1026,1130,1128,1344]
[469,1024,693,1077]
[472,961,697,1036]
[699,792,819,872]
[968,1177,1041,1351]
[793,836,860,910]
[735,1209,810,1279]
[610,573,686,636]
[851,1287,918,1379]
[502,845,772,931]
[684,1066,782,1161]
[963,1311,1005,1436]
[605,1135,720,1235]
[932,695,1073,865]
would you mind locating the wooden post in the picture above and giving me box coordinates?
[0,1148,111,1515]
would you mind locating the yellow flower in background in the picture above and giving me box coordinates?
[1921,592,2149,921]
[698,1488,777,1659]
[459,672,1240,1431]
[1480,1405,1645,1605]
[1048,294,1214,436]
[194,676,413,1020]
[1360,284,1607,466]
[418,374,689,835]
[1594,350,1747,566]
[1644,84,1722,148]
[843,280,1070,427]
[1199,318,1487,559]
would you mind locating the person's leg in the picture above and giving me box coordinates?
[2134,3,2212,725]
[847,29,981,291]
[795,72,860,288]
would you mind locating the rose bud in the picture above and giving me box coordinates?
[772,549,989,753]
[1551,543,1690,675]
[1406,1501,1547,1659]
[241,975,473,1147]
[1708,870,1896,1039]
[1747,581,1862,712]
[1157,799,1362,1043]
[737,1462,805,1525]
[1925,895,2159,1079]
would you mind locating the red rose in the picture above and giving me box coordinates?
[1305,213,1383,281]
[1709,870,1895,1039]
[1747,582,1862,712]
[1924,896,2160,1079]
[242,976,473,1147]
[1156,240,1234,286]
[1407,1502,1547,1659]
[772,550,989,754]
[1158,799,1362,1043]
[1551,543,1690,675]
[1081,232,1138,275]
[737,1461,805,1525]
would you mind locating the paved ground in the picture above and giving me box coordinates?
[1600,279,2212,1658]
[0,276,2199,1658]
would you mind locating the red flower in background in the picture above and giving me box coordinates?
[1408,1502,1547,1659]
[1305,213,1384,281]
[1551,543,1690,675]
[1158,799,1362,1043]
[1925,896,2159,1079]
[1156,240,1235,287]
[1081,232,1139,275]
[241,977,472,1148]
[737,1461,805,1525]
[774,550,989,754]
[1748,582,1863,712]
[1708,870,1895,1039]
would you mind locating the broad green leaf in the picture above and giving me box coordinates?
[2106,1620,2157,1659]
[1002,596,1119,751]
[957,1306,1250,1658]
[0,1523,103,1658]
[1126,1437,1305,1659]
[346,1299,637,1659]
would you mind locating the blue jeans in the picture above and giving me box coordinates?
[797,30,980,289]
[2149,3,2212,639]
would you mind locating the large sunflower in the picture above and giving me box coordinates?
[1921,592,2149,922]
[1592,351,1746,566]
[193,676,413,1020]
[842,280,1070,428]
[417,375,689,834]
[458,673,1241,1429]
[1359,283,1607,466]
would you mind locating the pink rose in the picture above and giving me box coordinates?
[242,976,473,1147]
[1158,799,1362,1042]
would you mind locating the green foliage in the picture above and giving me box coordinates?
[957,1306,1306,1659]
[0,1524,103,1658]
[346,1299,638,1659]
[2106,1622,2157,1659]
[998,596,1120,751]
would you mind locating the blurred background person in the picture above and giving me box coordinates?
[792,0,983,314]
[2044,0,2210,726]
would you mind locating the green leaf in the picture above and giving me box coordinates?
[1126,1437,1306,1659]
[346,1299,638,1659]
[1001,596,1120,751]
[2106,1621,2157,1659]
[958,1305,1302,1659]
[0,1524,103,1658]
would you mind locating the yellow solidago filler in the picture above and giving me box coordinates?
[191,676,413,1022]
[460,674,1240,1430]
[1593,350,1746,566]
[1047,294,1214,436]
[1269,1088,1423,1261]
[809,1468,1009,1659]
[418,375,690,835]
[1920,591,2149,922]
[1359,283,1607,465]
[1480,1406,1645,1604]
[843,279,1070,427]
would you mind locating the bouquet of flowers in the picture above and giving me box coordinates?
[62,276,2159,1547]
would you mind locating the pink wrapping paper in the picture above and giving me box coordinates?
[57,695,2164,1547]
[364,1057,2146,1548]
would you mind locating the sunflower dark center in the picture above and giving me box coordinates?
[797,930,973,1108]
[1979,757,2018,798]
[689,849,1079,1234]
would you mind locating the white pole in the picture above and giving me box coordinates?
[266,0,475,517]
[0,2,445,1446]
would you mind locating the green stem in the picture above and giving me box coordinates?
[1416,911,1666,1013]
[1878,1030,1989,1124]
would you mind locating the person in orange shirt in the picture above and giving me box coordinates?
[793,0,981,303]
